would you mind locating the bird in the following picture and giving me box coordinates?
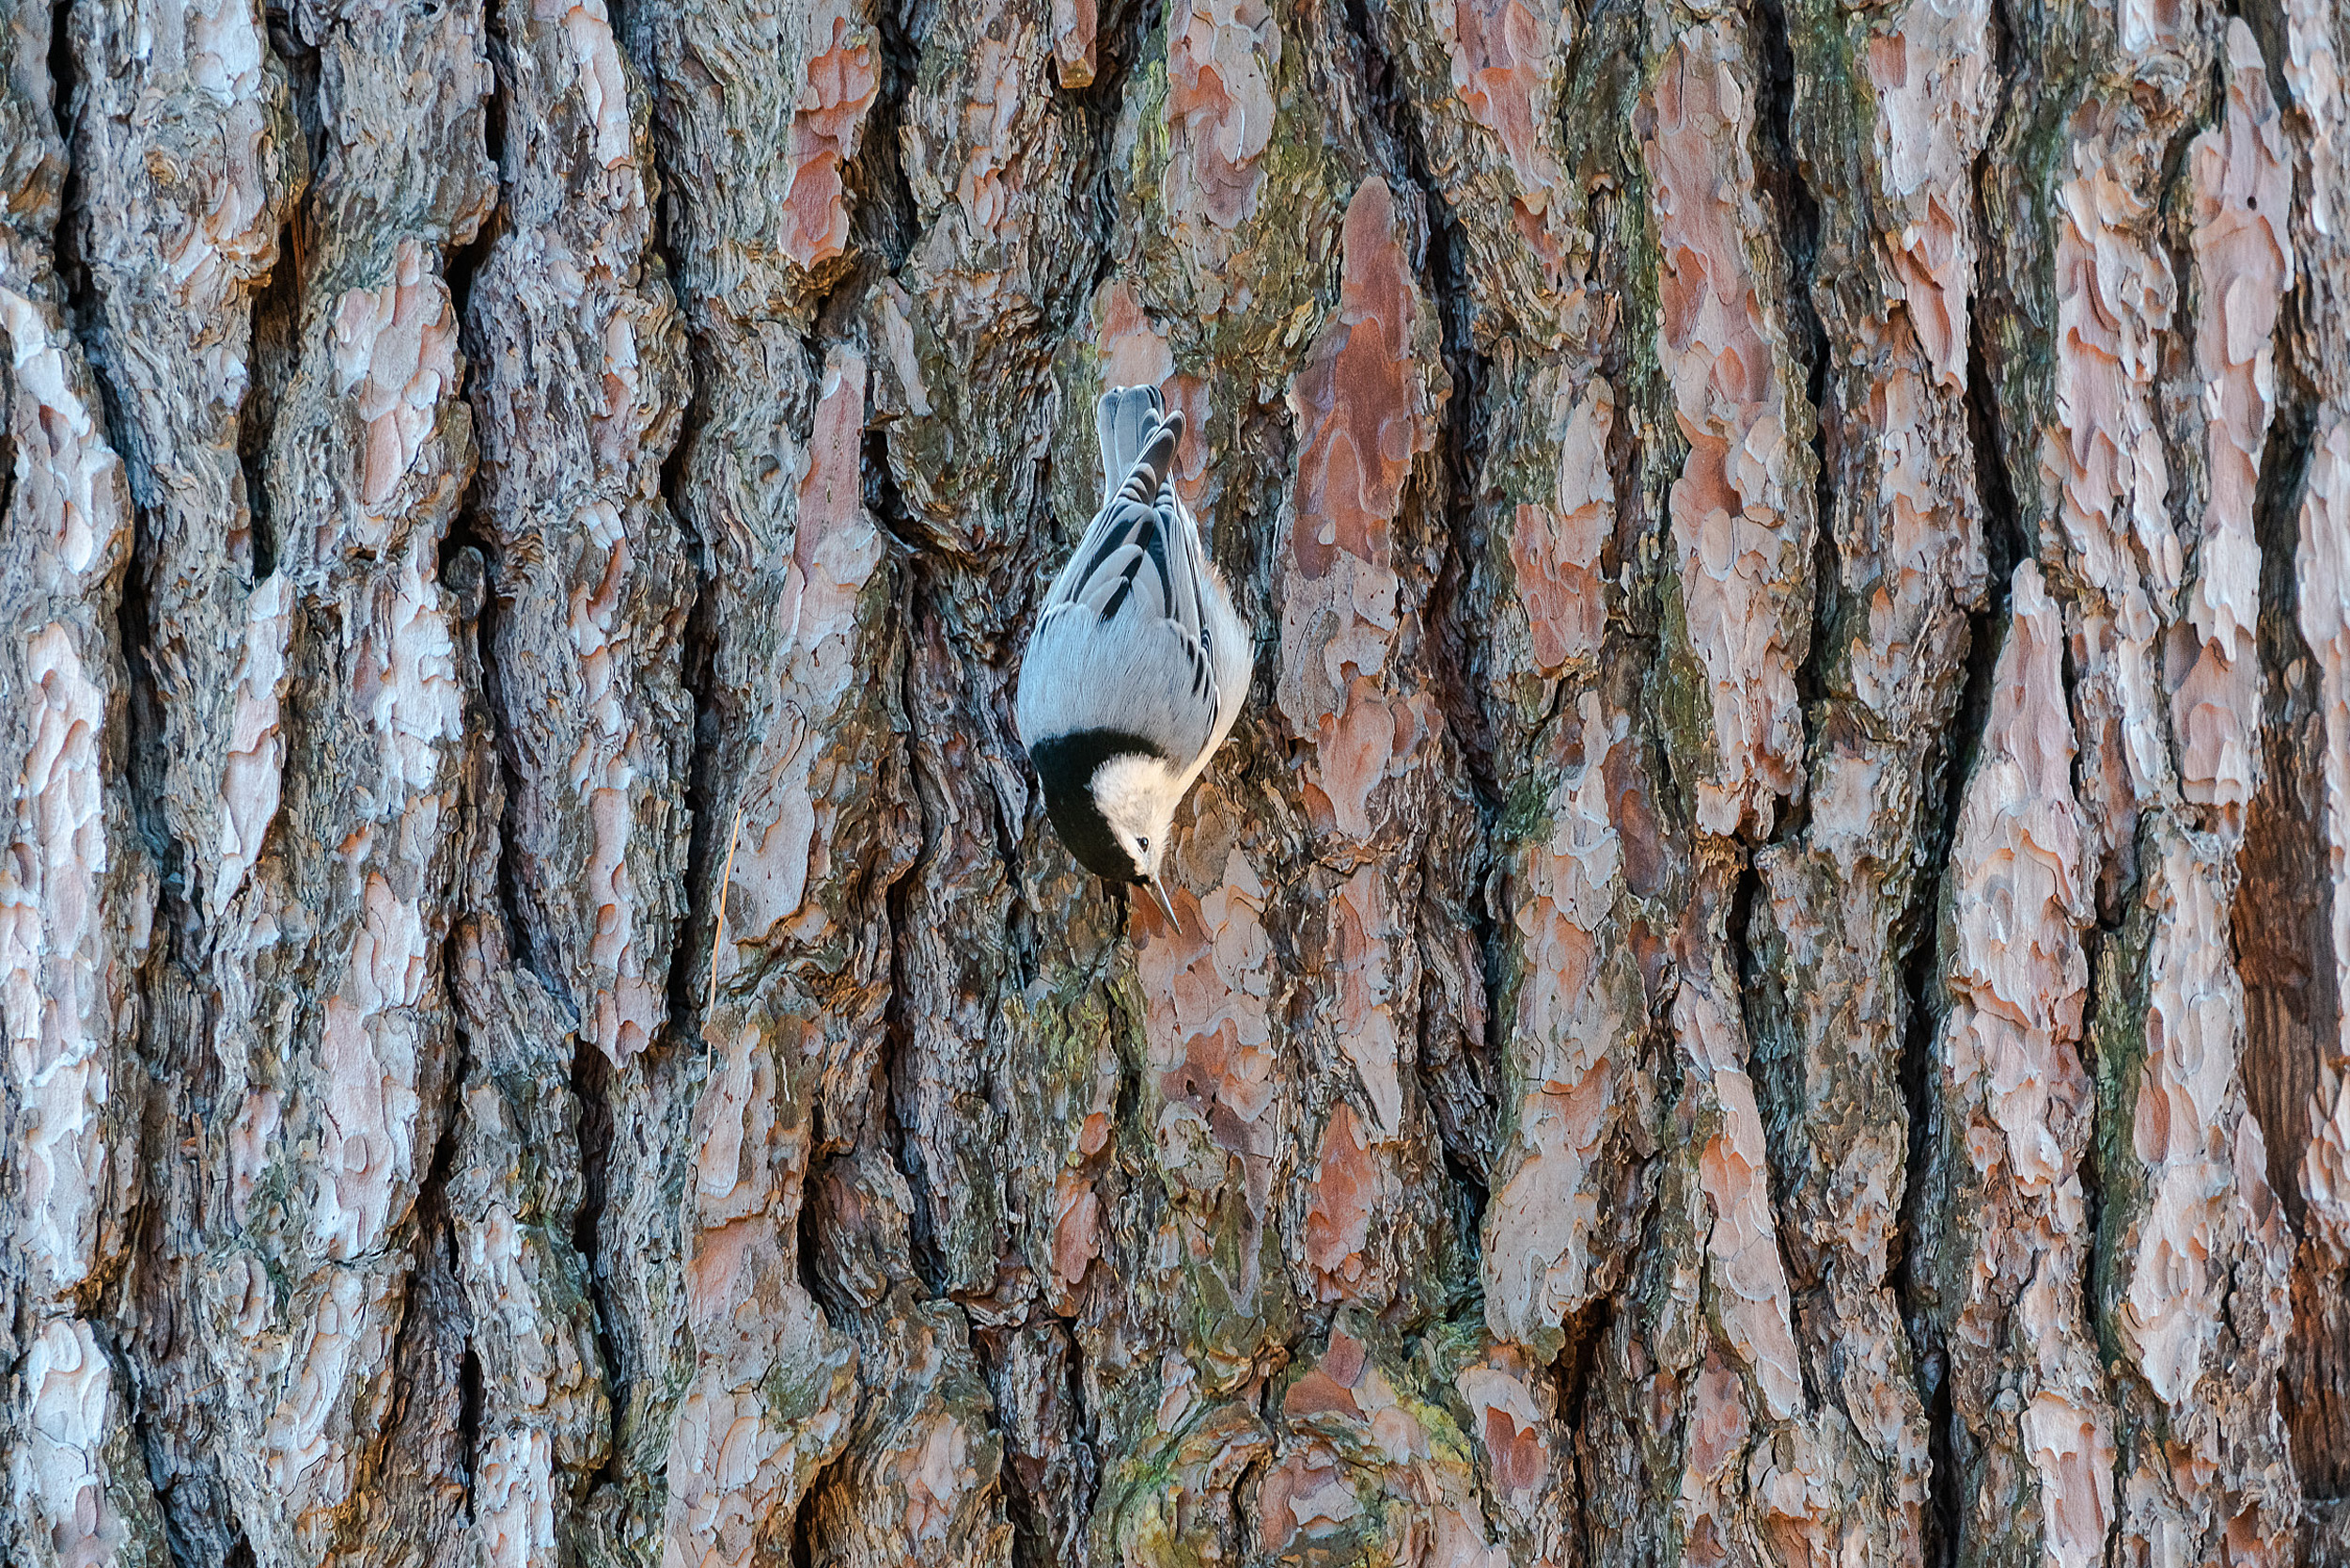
[1016,384,1253,925]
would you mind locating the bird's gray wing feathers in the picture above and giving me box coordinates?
[1043,407,1185,625]
[1018,604,1219,763]
[1188,522,1253,785]
[1020,387,1249,765]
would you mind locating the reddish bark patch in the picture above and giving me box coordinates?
[1305,1104,1376,1300]
[1449,0,1562,200]
[1166,0,1280,232]
[1052,1169,1101,1290]
[1288,179,1419,584]
[1277,178,1440,840]
[782,3,879,270]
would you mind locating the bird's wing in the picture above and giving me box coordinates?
[1022,400,1239,763]
[1019,598,1220,764]
[1187,518,1254,784]
[1043,409,1183,616]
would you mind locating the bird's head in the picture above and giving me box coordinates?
[1087,753,1180,885]
[1032,734,1183,922]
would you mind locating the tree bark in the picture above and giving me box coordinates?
[4,0,2350,1558]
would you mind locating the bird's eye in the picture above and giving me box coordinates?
[1136,837,1150,853]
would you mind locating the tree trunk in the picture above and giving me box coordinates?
[4,0,2350,1558]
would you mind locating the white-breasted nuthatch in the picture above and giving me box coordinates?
[1016,384,1253,921]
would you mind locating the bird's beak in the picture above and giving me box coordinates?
[1144,873,1178,928]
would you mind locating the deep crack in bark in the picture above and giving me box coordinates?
[881,553,949,1298]
[2228,119,2349,1502]
[1750,0,1835,756]
[1897,275,2029,1568]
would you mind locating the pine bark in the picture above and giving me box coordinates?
[4,0,2349,1559]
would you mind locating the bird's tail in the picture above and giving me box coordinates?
[1097,384,1179,508]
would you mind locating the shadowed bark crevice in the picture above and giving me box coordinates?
[621,0,719,1055]
[441,430,543,1010]
[659,416,717,1030]
[883,557,950,1300]
[791,1462,832,1568]
[569,1035,626,1497]
[1915,1323,1961,1568]
[0,389,11,550]
[1896,168,2030,1568]
[1060,1316,1101,1529]
[457,1340,484,1506]
[261,0,323,174]
[2233,233,2349,1504]
[45,4,128,501]
[856,0,925,274]
[235,237,302,585]
[1418,946,1496,1230]
[44,0,72,142]
[1731,857,1825,1419]
[1557,1294,1609,1556]
[112,502,173,889]
[413,1003,478,1505]
[229,4,312,585]
[2064,723,2112,1360]
[861,424,926,559]
[443,4,506,295]
[1727,1,1838,1392]
[1749,0,1833,752]
[455,566,544,989]
[974,1328,1050,1568]
[1418,174,1506,1217]
[115,538,220,1557]
[448,0,541,998]
[2238,224,2322,1238]
[42,0,97,409]
[2149,93,2226,623]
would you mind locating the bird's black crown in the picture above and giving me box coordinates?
[1028,728,1166,884]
